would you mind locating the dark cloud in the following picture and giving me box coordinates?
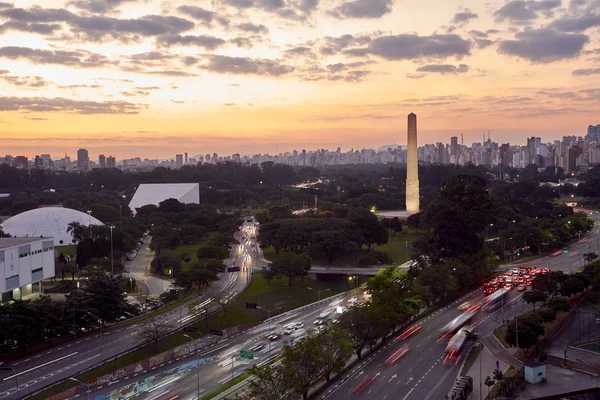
[229,37,254,48]
[222,0,319,22]
[319,33,373,55]
[474,39,494,48]
[175,5,230,27]
[493,0,561,24]
[0,6,195,42]
[452,8,479,25]
[235,22,269,34]
[0,46,114,68]
[157,34,226,50]
[0,72,50,87]
[498,28,589,62]
[199,55,295,76]
[469,30,488,38]
[0,21,62,34]
[66,0,137,13]
[284,46,317,58]
[326,61,375,72]
[0,3,13,10]
[549,15,600,32]
[327,0,393,19]
[416,64,469,74]
[572,68,600,75]
[351,34,471,61]
[0,95,141,114]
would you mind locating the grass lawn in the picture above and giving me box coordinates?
[55,245,76,255]
[577,340,600,353]
[263,228,423,267]
[163,233,218,272]
[460,344,481,376]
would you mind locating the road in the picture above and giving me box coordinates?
[319,212,600,400]
[74,291,369,400]
[126,235,171,296]
[0,220,260,400]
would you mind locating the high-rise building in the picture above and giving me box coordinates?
[77,149,89,171]
[14,156,28,169]
[98,154,106,169]
[450,136,458,156]
[175,154,183,168]
[406,113,419,215]
[106,156,116,169]
[184,152,188,165]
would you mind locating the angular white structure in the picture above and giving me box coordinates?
[0,237,55,301]
[406,113,420,214]
[128,183,200,215]
[2,207,104,246]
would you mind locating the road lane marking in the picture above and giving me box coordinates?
[3,352,79,380]
[402,387,415,400]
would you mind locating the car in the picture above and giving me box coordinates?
[458,301,471,310]
[284,327,294,335]
[512,268,519,274]
[504,284,512,290]
[293,322,304,329]
[348,296,358,304]
[267,332,281,340]
[517,285,525,291]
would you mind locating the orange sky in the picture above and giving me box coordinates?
[0,0,599,159]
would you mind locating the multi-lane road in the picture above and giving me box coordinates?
[0,220,260,400]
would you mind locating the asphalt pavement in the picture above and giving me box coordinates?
[0,221,259,400]
[126,236,171,296]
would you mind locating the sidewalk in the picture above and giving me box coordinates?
[465,343,510,400]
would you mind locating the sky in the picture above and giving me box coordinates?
[0,0,599,159]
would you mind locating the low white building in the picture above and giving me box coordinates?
[0,238,55,302]
[128,183,200,215]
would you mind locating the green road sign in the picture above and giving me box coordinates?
[240,350,254,360]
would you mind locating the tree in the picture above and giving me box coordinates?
[310,325,353,382]
[248,364,295,400]
[522,290,546,311]
[584,252,598,264]
[537,308,557,323]
[484,376,496,397]
[389,217,403,235]
[197,246,229,261]
[268,253,311,286]
[84,273,133,324]
[176,268,218,290]
[347,207,388,251]
[338,303,378,359]
[310,230,357,264]
[504,314,545,355]
[548,296,571,312]
[559,277,585,297]
[280,339,320,399]
[137,317,171,350]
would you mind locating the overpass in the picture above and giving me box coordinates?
[309,266,384,276]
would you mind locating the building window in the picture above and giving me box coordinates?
[43,247,54,252]
[19,252,29,258]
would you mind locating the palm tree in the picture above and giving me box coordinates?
[464,330,483,400]
[66,221,86,241]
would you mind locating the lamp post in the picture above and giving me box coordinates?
[0,364,18,399]
[109,225,115,275]
[183,333,201,400]
[503,237,513,263]
[257,306,281,360]
[86,311,103,362]
[307,287,330,302]
[86,210,92,226]
[69,377,90,400]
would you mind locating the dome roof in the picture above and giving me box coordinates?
[1,207,105,246]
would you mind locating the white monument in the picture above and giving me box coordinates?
[406,113,420,214]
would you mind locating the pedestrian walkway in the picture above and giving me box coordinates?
[465,343,509,400]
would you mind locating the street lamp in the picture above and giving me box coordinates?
[307,287,330,302]
[86,311,103,362]
[69,377,90,400]
[109,225,115,275]
[503,237,513,263]
[183,332,202,400]
[0,364,18,399]
[257,306,281,360]
[86,210,92,226]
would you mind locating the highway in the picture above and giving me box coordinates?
[0,220,259,400]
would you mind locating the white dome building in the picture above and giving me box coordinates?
[1,207,105,246]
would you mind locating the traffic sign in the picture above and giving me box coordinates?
[240,350,254,360]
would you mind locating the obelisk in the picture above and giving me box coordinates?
[406,113,420,214]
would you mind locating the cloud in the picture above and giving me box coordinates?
[572,68,600,75]
[26,117,48,120]
[301,63,373,82]
[549,15,600,32]
[0,20,62,34]
[0,46,114,68]
[66,0,136,13]
[327,0,393,19]
[0,3,13,10]
[57,84,103,89]
[222,0,319,22]
[452,8,479,25]
[157,34,226,50]
[0,73,50,87]
[175,5,230,27]
[497,28,589,62]
[469,30,488,38]
[284,46,317,58]
[318,33,374,55]
[493,0,561,23]
[0,95,142,114]
[235,22,269,34]
[415,64,469,74]
[224,103,236,106]
[326,61,375,72]
[171,99,184,104]
[474,39,494,48]
[352,34,471,61]
[229,37,254,48]
[198,55,295,76]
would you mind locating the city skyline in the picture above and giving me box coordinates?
[1,0,600,157]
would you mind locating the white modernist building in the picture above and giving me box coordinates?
[1,207,105,246]
[128,183,200,215]
[0,237,55,302]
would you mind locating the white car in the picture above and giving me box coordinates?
[284,327,294,335]
[348,297,358,304]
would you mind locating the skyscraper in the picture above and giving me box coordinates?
[77,149,89,171]
[184,152,188,165]
[406,113,420,214]
[98,154,106,169]
[106,156,116,169]
[450,136,458,156]
[175,154,183,168]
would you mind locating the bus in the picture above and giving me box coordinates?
[444,326,474,364]
[481,288,509,311]
[438,312,473,342]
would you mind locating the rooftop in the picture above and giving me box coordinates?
[0,237,50,250]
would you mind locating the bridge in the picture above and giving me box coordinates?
[309,266,384,276]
